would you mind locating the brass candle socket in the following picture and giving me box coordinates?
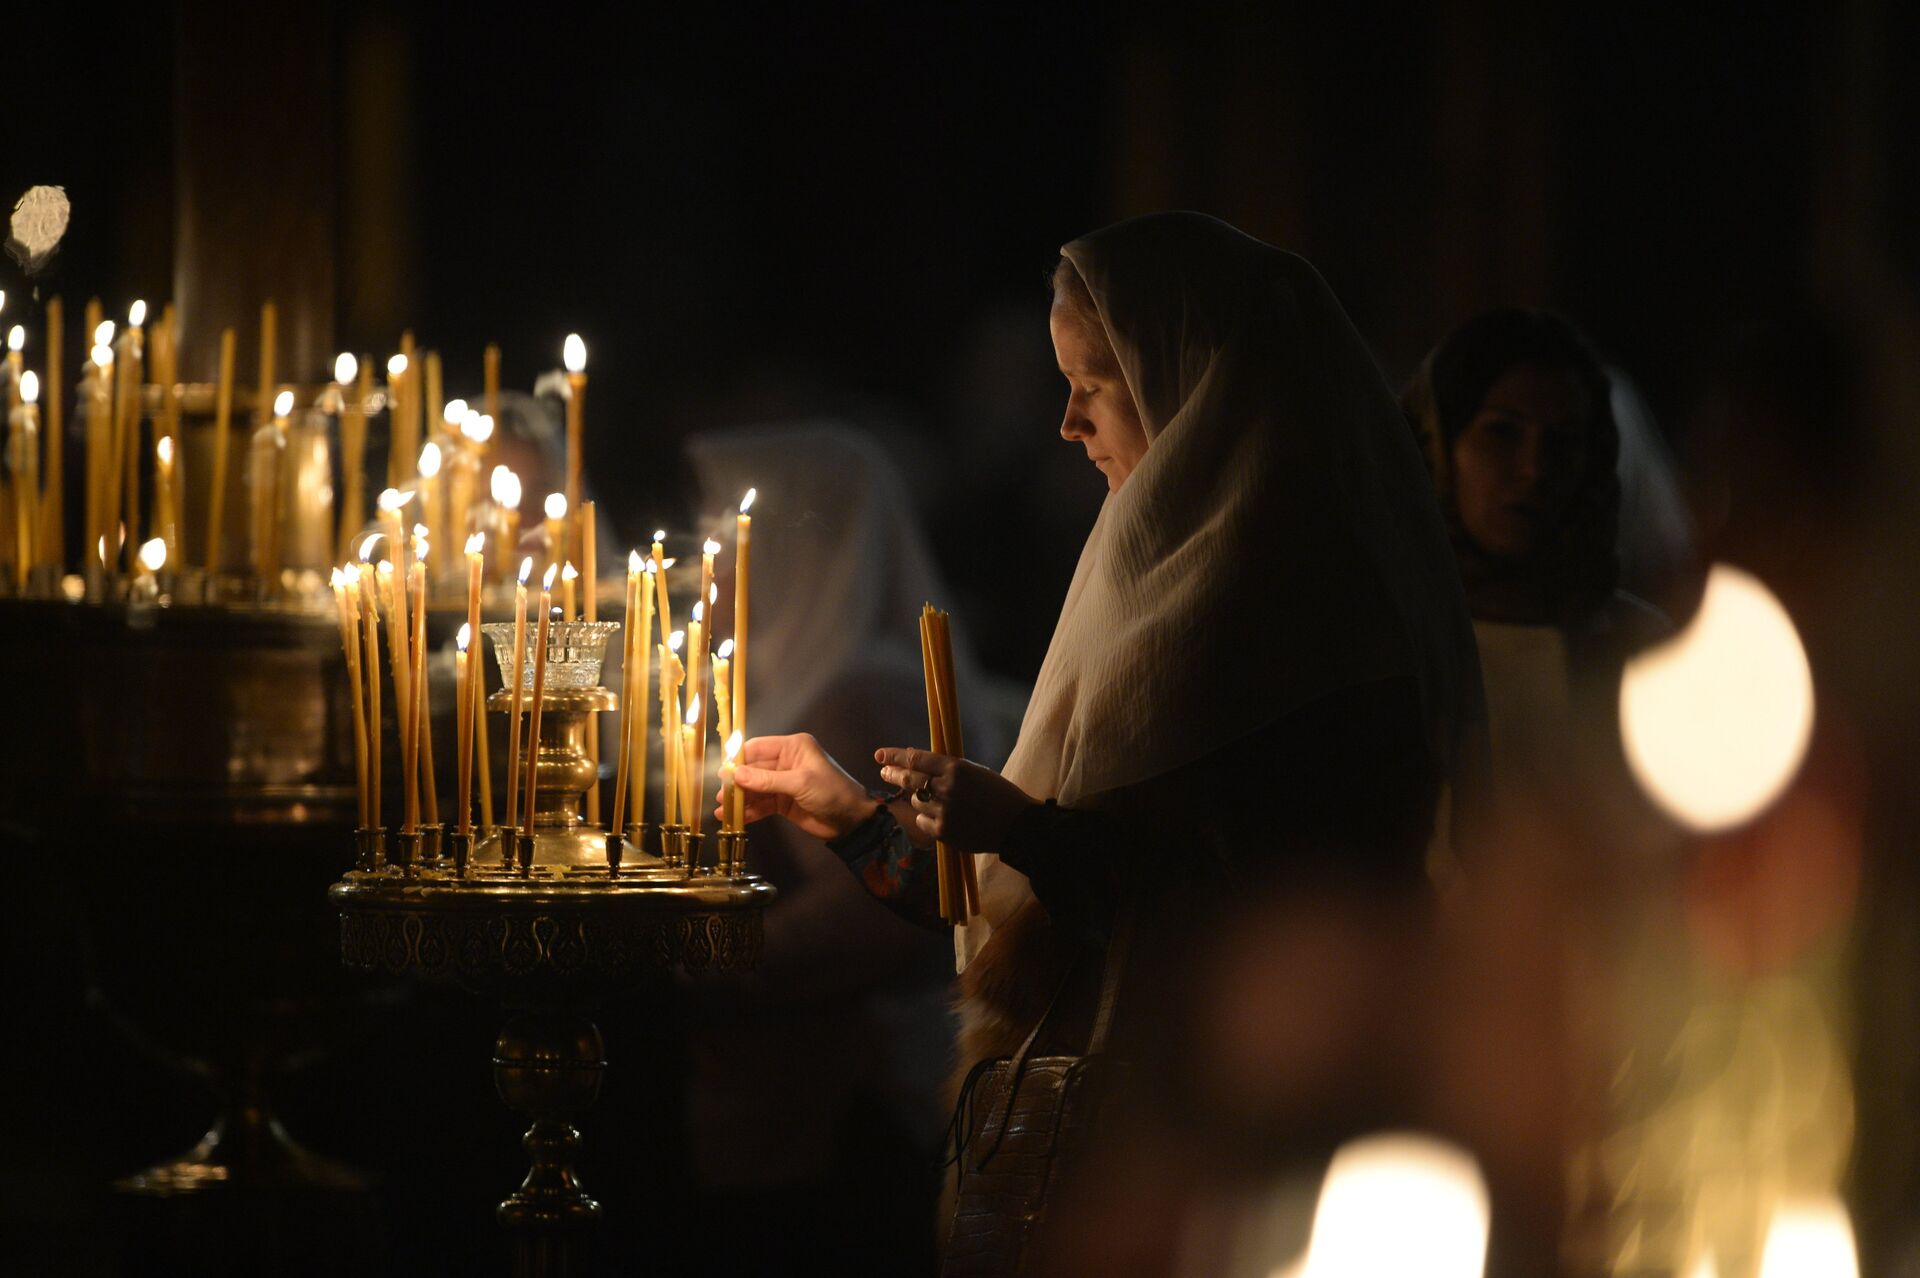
[354,826,386,872]
[419,822,444,865]
[517,831,536,875]
[716,830,747,879]
[659,824,689,869]
[394,830,424,874]
[603,832,624,878]
[448,830,473,877]
[624,822,657,861]
[683,831,707,880]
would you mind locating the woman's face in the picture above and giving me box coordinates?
[1449,362,1592,560]
[1050,303,1149,492]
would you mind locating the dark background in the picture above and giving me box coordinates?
[9,0,1916,678]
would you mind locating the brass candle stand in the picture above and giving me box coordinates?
[330,615,772,1276]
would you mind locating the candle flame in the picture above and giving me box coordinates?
[330,566,344,589]
[562,561,579,581]
[544,492,568,520]
[703,537,722,556]
[377,487,413,512]
[138,537,166,572]
[357,533,385,562]
[543,563,559,589]
[457,622,471,652]
[563,333,587,373]
[465,531,486,555]
[387,353,408,377]
[273,390,294,418]
[519,556,534,584]
[652,529,667,543]
[413,521,429,539]
[417,440,443,477]
[628,549,644,573]
[156,435,173,464]
[92,344,113,369]
[98,535,107,564]
[718,637,734,659]
[725,730,743,761]
[691,601,704,623]
[344,562,361,586]
[412,532,428,558]
[378,560,394,579]
[709,582,718,604]
[643,558,657,575]
[94,320,115,347]
[0,290,5,312]
[669,629,684,652]
[686,693,702,725]
[490,465,522,508]
[19,370,38,404]
[462,412,495,444]
[335,351,358,383]
[443,398,468,424]
[740,487,756,514]
[128,300,147,328]
[7,325,23,352]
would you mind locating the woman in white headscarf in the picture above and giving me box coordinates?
[732,211,1482,1112]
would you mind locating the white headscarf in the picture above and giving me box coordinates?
[961,213,1482,967]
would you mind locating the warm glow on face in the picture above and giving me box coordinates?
[156,435,173,465]
[19,370,38,404]
[443,398,468,424]
[456,622,471,652]
[1620,564,1814,832]
[94,320,115,347]
[717,638,734,659]
[418,441,443,477]
[544,493,568,520]
[378,487,411,513]
[491,466,522,508]
[703,537,721,556]
[335,352,358,384]
[462,412,494,444]
[465,532,486,555]
[387,353,408,378]
[138,538,167,572]
[1758,1198,1858,1278]
[7,325,23,352]
[543,563,559,589]
[1299,1134,1489,1278]
[739,487,756,514]
[685,693,702,725]
[127,300,147,328]
[519,556,534,584]
[273,390,294,418]
[563,333,586,373]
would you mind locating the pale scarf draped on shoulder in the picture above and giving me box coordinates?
[959,212,1482,969]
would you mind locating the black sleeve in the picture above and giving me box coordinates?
[825,806,949,933]
[997,800,1136,946]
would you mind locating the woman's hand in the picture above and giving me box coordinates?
[729,733,876,842]
[875,748,1037,853]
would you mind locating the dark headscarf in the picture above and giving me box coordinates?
[1403,308,1621,626]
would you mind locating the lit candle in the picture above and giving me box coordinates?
[9,371,41,591]
[685,601,705,810]
[505,556,533,833]
[543,492,567,575]
[424,351,444,453]
[397,331,420,486]
[7,324,24,410]
[563,334,585,543]
[39,295,62,574]
[385,352,410,488]
[491,464,522,581]
[352,553,383,825]
[378,497,415,831]
[561,560,579,621]
[733,488,754,757]
[135,536,165,601]
[694,542,719,786]
[523,562,559,839]
[456,622,473,836]
[412,526,440,829]
[206,328,237,577]
[712,638,733,745]
[632,558,655,828]
[115,302,146,573]
[249,390,294,590]
[334,353,365,561]
[581,500,600,822]
[85,338,112,591]
[407,536,429,831]
[681,693,701,834]
[661,630,684,826]
[650,529,674,639]
[452,408,488,560]
[417,441,443,575]
[460,531,485,834]
[611,551,642,836]
[154,433,176,573]
[152,306,180,535]
[721,730,744,832]
[256,300,277,431]
[332,568,371,828]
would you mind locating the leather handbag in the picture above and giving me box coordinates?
[939,903,1136,1276]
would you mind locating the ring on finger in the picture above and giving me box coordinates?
[914,781,936,804]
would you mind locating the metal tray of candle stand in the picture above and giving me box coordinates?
[329,616,772,1276]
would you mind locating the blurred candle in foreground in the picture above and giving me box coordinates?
[491,463,522,580]
[505,557,534,834]
[1757,1196,1858,1278]
[1620,564,1813,832]
[10,371,41,588]
[1297,1133,1488,1278]
[721,730,743,831]
[733,488,754,755]
[562,333,586,537]
[523,562,560,839]
[543,492,567,573]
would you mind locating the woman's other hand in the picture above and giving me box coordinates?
[875,748,1037,853]
[730,733,875,842]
